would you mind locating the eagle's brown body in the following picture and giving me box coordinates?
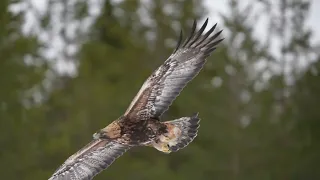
[96,117,168,146]
[49,18,223,180]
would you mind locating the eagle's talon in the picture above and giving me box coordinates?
[162,143,171,154]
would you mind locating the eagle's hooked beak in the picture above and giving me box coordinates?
[93,131,109,140]
[93,132,100,140]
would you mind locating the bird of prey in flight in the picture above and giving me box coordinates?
[49,18,223,180]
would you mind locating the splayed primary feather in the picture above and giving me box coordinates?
[49,140,130,180]
[124,18,224,119]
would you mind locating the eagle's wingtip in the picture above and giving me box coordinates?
[192,112,199,118]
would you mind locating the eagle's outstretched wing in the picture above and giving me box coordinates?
[49,139,130,180]
[124,18,223,120]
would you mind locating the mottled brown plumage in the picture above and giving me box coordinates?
[96,116,167,145]
[49,18,223,180]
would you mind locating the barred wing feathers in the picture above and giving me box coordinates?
[124,18,223,120]
[49,139,130,180]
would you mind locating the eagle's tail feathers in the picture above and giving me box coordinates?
[163,113,200,152]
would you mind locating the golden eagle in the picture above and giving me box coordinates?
[49,18,223,180]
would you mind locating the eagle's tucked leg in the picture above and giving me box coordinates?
[152,113,200,153]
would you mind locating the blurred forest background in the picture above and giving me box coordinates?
[1,0,320,179]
